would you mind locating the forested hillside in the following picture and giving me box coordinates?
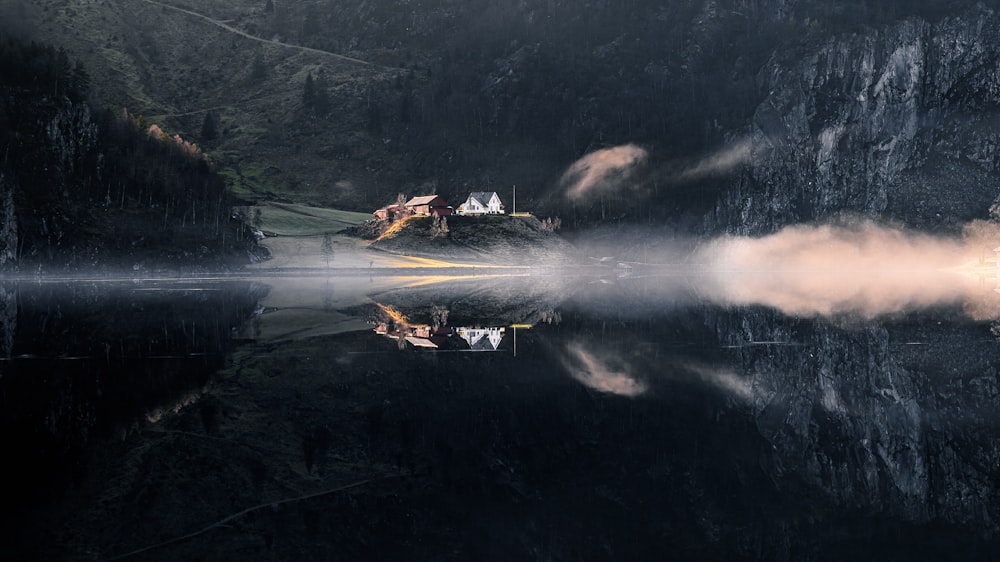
[0,37,261,271]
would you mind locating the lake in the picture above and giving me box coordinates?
[2,267,1000,560]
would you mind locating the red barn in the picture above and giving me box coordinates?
[405,195,453,216]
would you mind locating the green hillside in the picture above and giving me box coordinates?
[243,202,370,236]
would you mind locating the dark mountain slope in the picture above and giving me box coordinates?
[0,0,986,222]
[0,37,261,272]
[0,1,996,237]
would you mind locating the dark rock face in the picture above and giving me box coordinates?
[706,5,1000,234]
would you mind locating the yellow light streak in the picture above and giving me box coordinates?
[382,255,529,269]
[391,273,529,288]
[374,215,421,241]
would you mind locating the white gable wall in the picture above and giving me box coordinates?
[457,192,505,215]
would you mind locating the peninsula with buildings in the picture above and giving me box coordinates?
[350,190,574,266]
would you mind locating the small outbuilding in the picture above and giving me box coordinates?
[456,191,505,215]
[373,204,412,221]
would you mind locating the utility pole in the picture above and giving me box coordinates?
[512,184,516,215]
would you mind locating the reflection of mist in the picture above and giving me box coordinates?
[556,341,765,403]
[560,342,646,397]
[681,362,757,402]
[561,144,647,201]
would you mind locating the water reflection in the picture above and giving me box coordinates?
[559,341,647,397]
[0,280,265,509]
[3,271,1000,560]
[370,302,511,351]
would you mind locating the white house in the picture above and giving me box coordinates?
[456,327,506,351]
[456,192,505,215]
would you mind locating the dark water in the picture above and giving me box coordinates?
[2,272,1000,560]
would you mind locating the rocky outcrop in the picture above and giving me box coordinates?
[706,5,1000,234]
[368,215,578,265]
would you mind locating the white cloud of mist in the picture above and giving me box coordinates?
[557,138,757,202]
[561,144,648,201]
[695,219,1000,319]
[676,137,754,181]
[560,342,647,397]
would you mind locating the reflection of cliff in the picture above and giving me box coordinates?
[705,307,1000,537]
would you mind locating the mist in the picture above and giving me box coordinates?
[569,218,1000,321]
[674,137,755,182]
[696,219,1000,319]
[560,144,648,201]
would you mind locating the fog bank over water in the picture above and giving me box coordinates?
[572,218,1000,321]
[696,219,1000,319]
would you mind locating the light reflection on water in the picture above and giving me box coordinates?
[1,271,999,560]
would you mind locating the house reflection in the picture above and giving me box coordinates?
[371,303,517,352]
[455,327,506,351]
[373,318,454,349]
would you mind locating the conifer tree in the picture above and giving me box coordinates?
[200,111,218,141]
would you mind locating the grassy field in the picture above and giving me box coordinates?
[245,202,371,236]
[238,201,383,269]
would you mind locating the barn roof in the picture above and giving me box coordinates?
[406,195,444,206]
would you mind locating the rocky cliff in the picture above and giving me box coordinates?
[706,5,1000,235]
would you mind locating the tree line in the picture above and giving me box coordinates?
[0,36,261,270]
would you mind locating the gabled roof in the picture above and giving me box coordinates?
[468,191,500,205]
[405,336,438,348]
[469,335,501,351]
[406,195,444,206]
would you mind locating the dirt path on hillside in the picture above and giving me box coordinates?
[137,0,385,68]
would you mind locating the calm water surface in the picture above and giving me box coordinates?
[2,271,1000,560]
